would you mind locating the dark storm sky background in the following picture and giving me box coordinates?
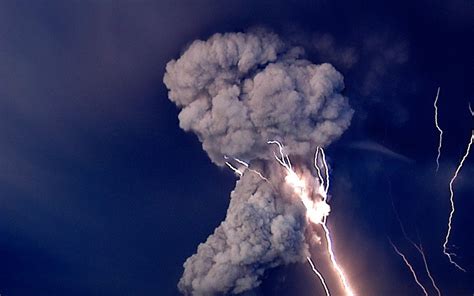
[0,1,473,295]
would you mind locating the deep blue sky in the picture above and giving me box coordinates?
[0,1,472,295]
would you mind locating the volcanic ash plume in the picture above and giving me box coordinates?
[178,163,308,295]
[164,30,353,295]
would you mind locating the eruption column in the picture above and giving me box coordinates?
[165,30,354,295]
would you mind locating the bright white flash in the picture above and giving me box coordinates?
[268,141,354,296]
[434,87,443,172]
[268,141,331,224]
[389,239,429,296]
[442,132,473,272]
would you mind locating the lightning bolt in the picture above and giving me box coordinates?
[412,242,442,296]
[469,102,473,116]
[224,160,243,176]
[233,157,250,167]
[232,157,270,182]
[314,147,330,196]
[314,147,353,295]
[307,256,331,296]
[389,239,429,296]
[389,180,441,294]
[389,190,442,296]
[434,87,443,172]
[320,223,354,296]
[224,156,270,182]
[268,141,354,296]
[315,147,331,225]
[442,131,473,272]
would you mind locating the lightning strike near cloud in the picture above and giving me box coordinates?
[314,147,330,224]
[307,256,331,296]
[389,239,429,296]
[268,140,354,296]
[434,87,443,172]
[224,156,270,182]
[268,141,331,225]
[224,159,243,176]
[232,157,270,182]
[442,130,473,272]
[313,147,353,295]
[233,157,250,168]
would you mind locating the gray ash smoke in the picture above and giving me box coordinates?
[164,29,353,295]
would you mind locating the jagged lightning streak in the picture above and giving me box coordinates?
[412,242,442,296]
[224,161,243,176]
[307,256,331,296]
[389,239,429,296]
[442,130,473,272]
[232,157,270,182]
[267,141,330,225]
[389,191,441,296]
[315,147,330,224]
[268,141,354,296]
[224,156,270,182]
[314,147,353,294]
[434,87,443,172]
[314,147,330,195]
[320,223,354,296]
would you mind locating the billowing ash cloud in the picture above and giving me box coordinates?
[164,29,353,166]
[178,163,308,295]
[164,29,353,295]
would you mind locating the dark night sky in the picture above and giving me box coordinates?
[0,1,473,295]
